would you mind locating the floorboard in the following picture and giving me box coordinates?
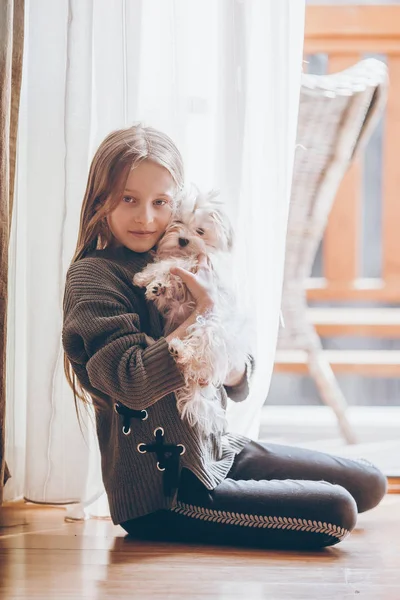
[1,496,399,600]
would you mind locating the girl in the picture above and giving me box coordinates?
[62,124,387,550]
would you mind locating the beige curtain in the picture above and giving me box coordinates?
[0,0,24,504]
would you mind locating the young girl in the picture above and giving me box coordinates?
[62,124,387,550]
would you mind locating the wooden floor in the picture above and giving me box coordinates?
[0,496,399,600]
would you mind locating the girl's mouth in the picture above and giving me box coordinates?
[129,231,156,237]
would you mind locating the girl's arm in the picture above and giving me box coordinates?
[164,253,215,344]
[166,254,255,403]
[223,354,255,403]
[63,259,186,411]
[164,300,214,344]
[224,364,246,387]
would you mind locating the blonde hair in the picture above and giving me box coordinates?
[63,124,185,430]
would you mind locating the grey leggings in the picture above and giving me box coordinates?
[120,440,388,550]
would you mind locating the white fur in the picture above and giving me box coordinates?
[133,190,252,435]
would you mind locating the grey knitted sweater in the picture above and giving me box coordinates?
[62,245,253,524]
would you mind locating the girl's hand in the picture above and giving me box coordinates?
[170,253,214,311]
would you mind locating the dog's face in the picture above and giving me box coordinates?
[156,192,234,258]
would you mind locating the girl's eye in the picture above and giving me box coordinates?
[122,196,168,206]
[196,228,205,236]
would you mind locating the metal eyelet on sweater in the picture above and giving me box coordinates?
[114,402,149,434]
[136,427,184,497]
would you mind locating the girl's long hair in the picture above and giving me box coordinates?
[63,124,185,432]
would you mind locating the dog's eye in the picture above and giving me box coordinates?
[196,228,205,236]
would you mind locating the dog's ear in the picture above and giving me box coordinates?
[194,189,234,251]
[210,207,234,251]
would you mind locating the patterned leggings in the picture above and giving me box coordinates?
[120,440,388,550]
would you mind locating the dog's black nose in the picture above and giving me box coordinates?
[179,238,189,247]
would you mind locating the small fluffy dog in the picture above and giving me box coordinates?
[133,189,252,435]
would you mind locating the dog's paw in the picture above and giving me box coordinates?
[168,338,187,363]
[149,282,167,296]
[169,345,180,358]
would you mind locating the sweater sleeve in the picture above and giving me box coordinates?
[223,354,255,403]
[62,259,186,410]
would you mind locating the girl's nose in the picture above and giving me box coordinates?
[135,206,154,224]
[179,238,189,247]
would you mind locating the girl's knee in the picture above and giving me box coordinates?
[288,482,358,549]
[327,484,358,542]
[304,484,357,549]
[350,459,388,513]
[284,484,358,549]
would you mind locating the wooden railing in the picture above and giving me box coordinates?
[304,5,400,306]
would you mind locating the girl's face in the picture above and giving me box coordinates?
[106,159,176,253]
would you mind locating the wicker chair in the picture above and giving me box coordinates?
[276,59,388,444]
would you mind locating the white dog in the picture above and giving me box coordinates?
[133,189,252,435]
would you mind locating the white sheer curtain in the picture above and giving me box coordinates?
[5,0,305,516]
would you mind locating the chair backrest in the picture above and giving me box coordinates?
[278,59,387,349]
[283,58,388,290]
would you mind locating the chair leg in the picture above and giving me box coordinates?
[308,351,357,444]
